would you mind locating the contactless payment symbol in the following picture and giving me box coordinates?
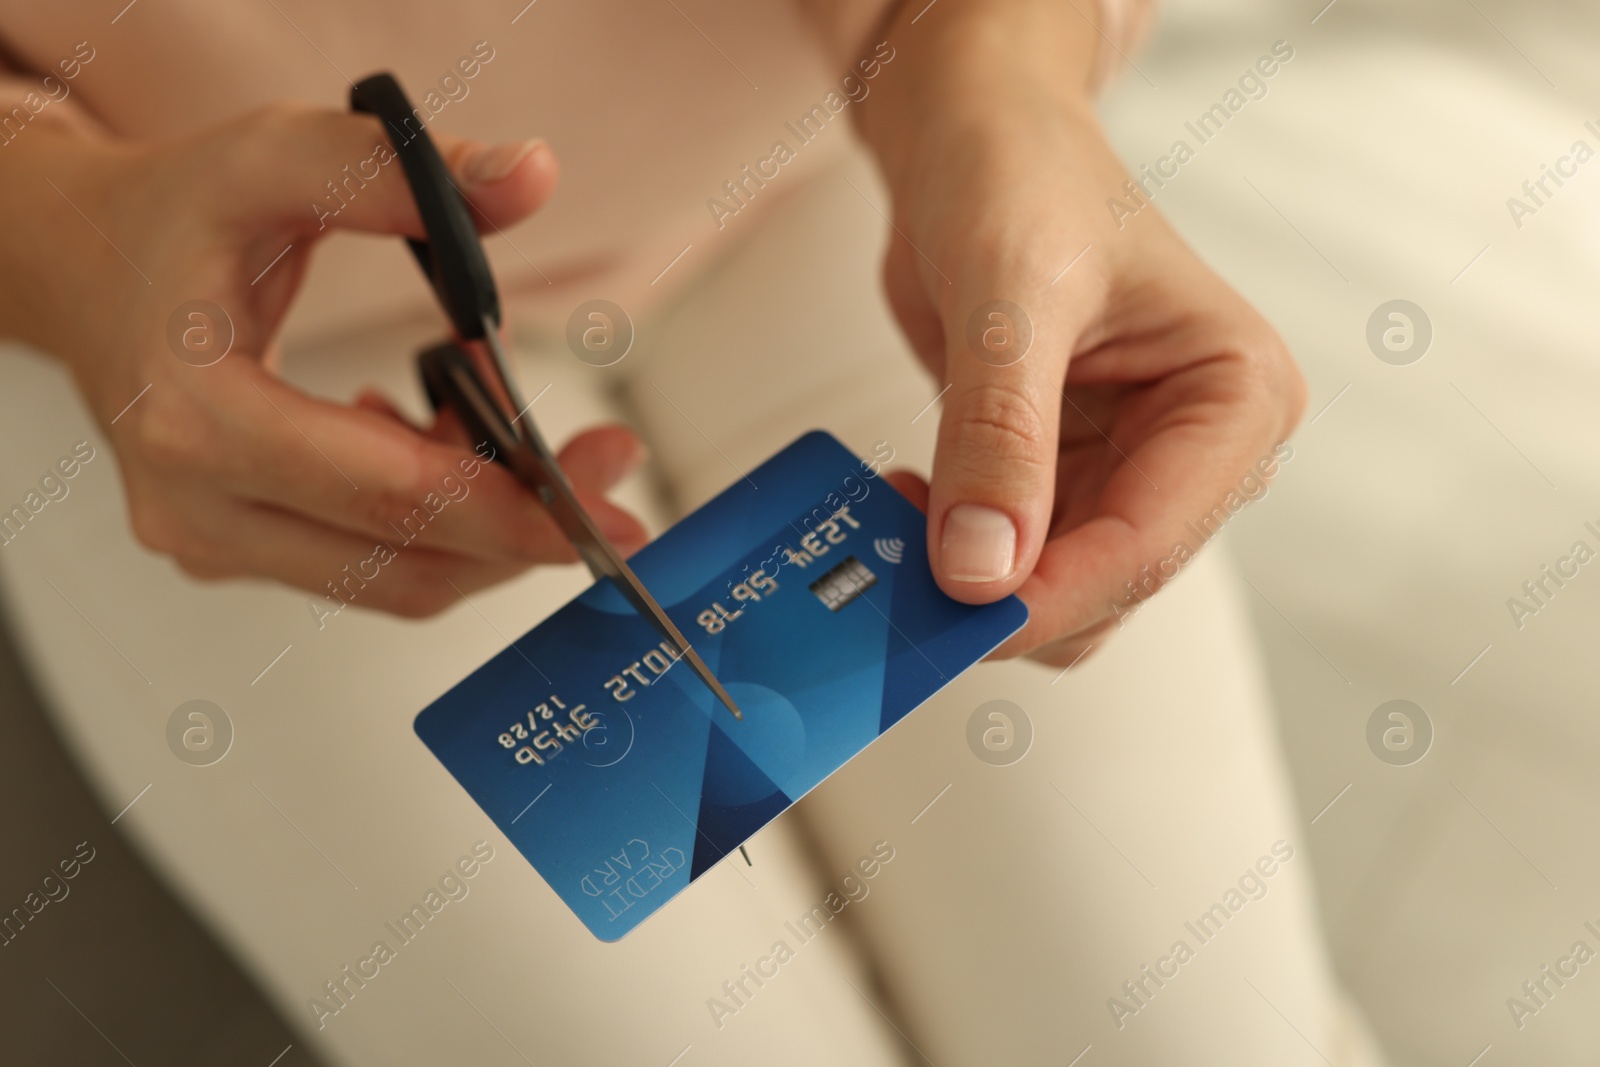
[873,537,905,565]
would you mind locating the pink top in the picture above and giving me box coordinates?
[0,0,1150,349]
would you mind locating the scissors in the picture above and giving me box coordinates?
[350,72,742,721]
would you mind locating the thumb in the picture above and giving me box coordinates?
[209,104,557,238]
[926,296,1063,604]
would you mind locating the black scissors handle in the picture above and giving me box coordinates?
[350,73,499,343]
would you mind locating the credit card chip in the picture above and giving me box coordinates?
[809,555,877,612]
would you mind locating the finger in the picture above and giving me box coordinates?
[423,404,472,447]
[557,429,651,553]
[996,357,1287,657]
[202,359,645,563]
[883,469,929,512]
[209,104,558,238]
[556,426,648,492]
[925,277,1097,604]
[422,407,646,498]
[877,466,1104,666]
[354,388,418,429]
[883,236,945,371]
[1018,617,1117,669]
[425,411,650,550]
[173,494,527,618]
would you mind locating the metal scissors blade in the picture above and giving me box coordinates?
[421,337,741,720]
[354,71,742,720]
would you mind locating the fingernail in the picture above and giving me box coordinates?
[940,504,1016,583]
[465,139,539,185]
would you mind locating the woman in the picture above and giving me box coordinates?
[0,0,1378,1062]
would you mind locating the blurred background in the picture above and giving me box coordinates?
[1099,0,1600,1062]
[4,0,1599,1063]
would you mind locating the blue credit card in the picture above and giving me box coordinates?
[414,430,1027,940]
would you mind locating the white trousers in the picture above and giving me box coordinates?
[0,152,1383,1066]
